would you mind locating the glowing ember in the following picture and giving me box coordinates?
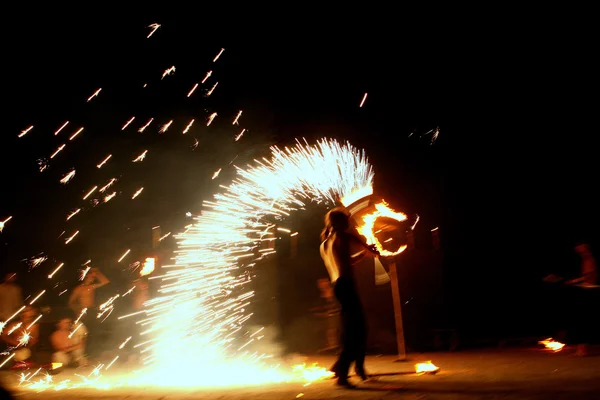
[162,66,176,79]
[356,201,408,256]
[60,169,76,184]
[539,338,565,352]
[140,258,155,276]
[0,216,12,233]
[147,23,161,38]
[415,361,440,374]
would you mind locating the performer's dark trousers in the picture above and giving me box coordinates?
[332,276,367,379]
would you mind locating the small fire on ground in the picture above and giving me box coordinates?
[539,338,565,352]
[415,361,440,374]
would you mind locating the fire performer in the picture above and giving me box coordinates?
[320,207,380,388]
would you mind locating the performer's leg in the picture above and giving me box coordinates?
[333,279,355,387]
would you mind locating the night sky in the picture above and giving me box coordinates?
[1,10,597,336]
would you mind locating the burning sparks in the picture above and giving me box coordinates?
[48,263,64,279]
[201,70,212,83]
[97,154,112,169]
[359,92,368,108]
[104,192,117,203]
[122,116,136,130]
[232,110,242,125]
[60,169,76,184]
[118,249,131,263]
[415,361,440,374]
[183,119,194,134]
[140,257,155,276]
[147,23,161,38]
[211,168,222,179]
[160,120,173,133]
[207,82,218,97]
[66,209,81,221]
[539,338,565,352]
[133,150,148,162]
[83,186,98,200]
[159,232,171,241]
[18,125,34,138]
[187,83,199,97]
[235,129,246,141]
[54,121,69,136]
[356,201,408,257]
[162,66,176,79]
[0,216,12,233]
[87,88,102,102]
[207,112,217,126]
[50,144,66,159]
[99,178,117,193]
[213,48,225,62]
[65,231,79,244]
[132,187,144,199]
[69,127,84,141]
[139,118,154,132]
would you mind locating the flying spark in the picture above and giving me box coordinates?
[99,178,117,193]
[65,231,79,244]
[60,169,76,184]
[50,144,66,159]
[37,158,48,172]
[48,263,64,279]
[192,138,199,149]
[66,209,81,221]
[147,23,161,38]
[69,127,84,141]
[430,126,440,144]
[132,188,144,199]
[139,118,154,132]
[201,70,212,83]
[83,186,98,200]
[0,216,12,233]
[54,121,69,136]
[79,267,91,281]
[133,150,148,162]
[207,112,217,126]
[118,249,131,263]
[159,232,171,241]
[162,66,176,79]
[104,192,117,203]
[122,117,136,130]
[160,120,173,133]
[213,48,225,62]
[28,255,48,269]
[18,125,34,138]
[359,92,368,108]
[212,168,222,179]
[87,88,102,102]
[29,290,46,306]
[207,82,218,96]
[97,154,112,169]
[187,83,199,97]
[235,129,246,141]
[183,119,194,134]
[232,110,242,125]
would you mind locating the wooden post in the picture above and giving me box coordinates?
[388,261,407,361]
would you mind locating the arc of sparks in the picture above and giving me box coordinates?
[201,70,212,83]
[18,126,34,138]
[139,118,154,132]
[147,23,161,38]
[132,188,144,199]
[122,117,136,130]
[207,82,218,96]
[183,120,194,134]
[207,112,217,126]
[232,110,242,125]
[69,127,84,141]
[213,48,225,62]
[97,154,112,169]
[162,66,175,79]
[60,169,76,184]
[87,88,102,102]
[54,121,69,136]
[133,150,148,162]
[160,120,173,133]
[187,83,199,97]
[359,92,368,108]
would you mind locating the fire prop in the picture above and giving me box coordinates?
[355,201,408,257]
[539,338,565,352]
[415,361,440,375]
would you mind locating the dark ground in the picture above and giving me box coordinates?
[2,347,599,399]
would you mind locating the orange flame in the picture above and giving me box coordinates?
[356,201,408,257]
[539,338,565,352]
[415,361,439,374]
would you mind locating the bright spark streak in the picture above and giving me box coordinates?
[133,150,148,162]
[356,201,408,257]
[65,231,79,244]
[118,249,131,263]
[411,215,420,231]
[6,322,21,336]
[0,354,15,369]
[132,187,144,199]
[213,48,225,62]
[104,192,117,203]
[54,121,69,136]
[207,82,218,96]
[83,186,98,200]
[234,129,246,142]
[359,92,368,107]
[18,125,34,138]
[160,120,173,133]
[187,83,199,97]
[69,127,84,141]
[87,88,102,102]
[99,178,117,193]
[97,154,112,168]
[201,70,212,83]
[291,232,299,237]
[60,169,76,184]
[28,255,47,269]
[159,232,171,241]
[183,119,194,134]
[122,116,136,130]
[105,356,119,370]
[119,337,132,349]
[79,267,91,281]
[26,315,43,330]
[68,323,83,339]
[74,309,87,325]
[139,118,154,132]
[233,110,242,125]
[207,112,217,126]
[162,66,175,79]
[212,168,222,179]
[277,227,291,233]
[147,23,161,38]
[29,290,46,305]
[5,306,26,325]
[48,263,64,279]
[192,138,199,149]
[0,216,12,233]
[50,144,66,159]
[58,289,67,296]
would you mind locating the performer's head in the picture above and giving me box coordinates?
[321,207,350,240]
